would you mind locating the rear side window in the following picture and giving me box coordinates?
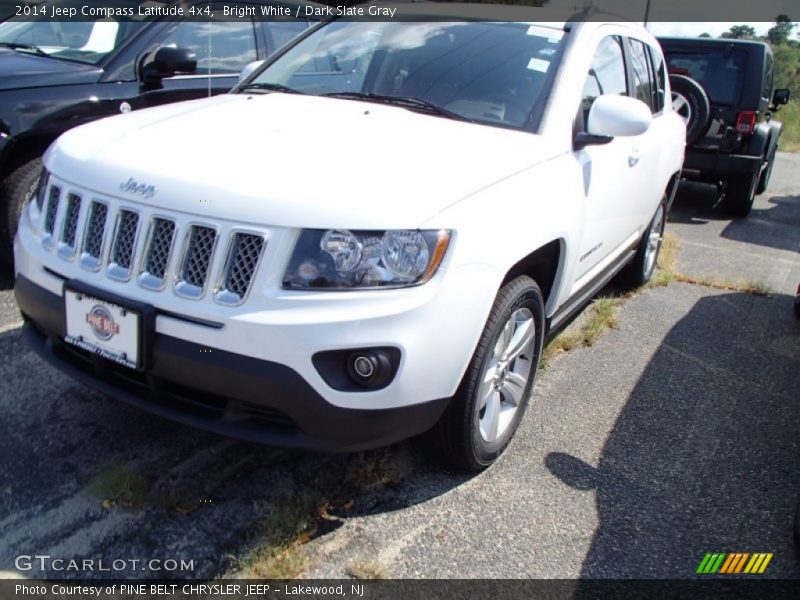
[762,52,773,100]
[665,49,747,105]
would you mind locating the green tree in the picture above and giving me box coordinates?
[767,15,796,46]
[721,25,757,39]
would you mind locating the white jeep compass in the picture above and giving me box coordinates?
[14,12,685,470]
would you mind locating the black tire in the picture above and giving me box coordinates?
[0,158,42,265]
[669,74,711,146]
[794,495,800,554]
[755,148,776,196]
[434,276,545,471]
[621,199,666,288]
[794,293,800,320]
[722,171,758,218]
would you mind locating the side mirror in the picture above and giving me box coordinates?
[588,95,652,137]
[575,95,652,149]
[772,88,790,106]
[238,60,265,84]
[141,45,197,83]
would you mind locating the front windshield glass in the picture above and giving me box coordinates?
[0,0,164,64]
[246,21,566,130]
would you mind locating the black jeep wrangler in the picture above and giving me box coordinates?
[658,37,791,217]
[0,0,314,263]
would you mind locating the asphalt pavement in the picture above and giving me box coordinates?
[0,154,798,580]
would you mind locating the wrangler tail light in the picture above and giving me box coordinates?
[736,111,757,134]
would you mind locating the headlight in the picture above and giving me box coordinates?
[283,229,451,290]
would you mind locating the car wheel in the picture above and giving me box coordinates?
[794,289,800,320]
[0,158,42,265]
[755,148,776,196]
[669,74,711,146]
[621,199,666,288]
[794,494,800,553]
[435,276,544,471]
[723,171,758,218]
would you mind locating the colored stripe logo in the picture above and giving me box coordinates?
[696,552,773,574]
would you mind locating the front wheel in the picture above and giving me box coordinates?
[1,157,42,265]
[435,276,544,471]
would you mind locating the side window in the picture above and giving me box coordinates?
[763,52,773,100]
[157,7,257,75]
[628,38,655,112]
[581,36,627,125]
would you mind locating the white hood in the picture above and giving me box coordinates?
[47,92,559,229]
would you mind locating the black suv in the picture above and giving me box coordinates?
[658,37,790,217]
[0,0,315,261]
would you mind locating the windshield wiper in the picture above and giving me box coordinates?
[239,82,303,95]
[322,92,468,121]
[0,42,48,57]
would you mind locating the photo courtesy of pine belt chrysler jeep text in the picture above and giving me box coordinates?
[14,11,686,470]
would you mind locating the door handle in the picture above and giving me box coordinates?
[628,148,641,167]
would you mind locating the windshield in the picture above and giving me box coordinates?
[0,0,165,64]
[245,21,566,130]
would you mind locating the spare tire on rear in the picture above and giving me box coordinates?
[669,74,711,146]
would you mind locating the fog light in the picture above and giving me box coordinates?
[312,347,401,392]
[352,355,375,379]
[347,351,392,388]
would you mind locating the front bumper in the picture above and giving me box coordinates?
[15,275,449,451]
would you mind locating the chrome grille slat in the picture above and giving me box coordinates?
[176,225,217,299]
[80,201,108,270]
[138,218,176,290]
[215,233,265,305]
[57,193,81,259]
[43,186,60,236]
[107,209,139,280]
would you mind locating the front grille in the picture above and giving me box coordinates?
[37,178,267,307]
[138,218,175,290]
[108,210,139,279]
[215,233,264,305]
[81,201,108,269]
[176,225,217,298]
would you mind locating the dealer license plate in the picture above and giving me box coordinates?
[64,289,141,369]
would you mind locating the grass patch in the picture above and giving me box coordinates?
[347,560,391,580]
[87,464,150,510]
[237,451,407,579]
[674,274,773,297]
[540,296,621,369]
[777,100,800,153]
[648,232,679,287]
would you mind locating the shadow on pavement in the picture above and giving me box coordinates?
[0,322,471,579]
[547,291,800,578]
[720,195,800,254]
